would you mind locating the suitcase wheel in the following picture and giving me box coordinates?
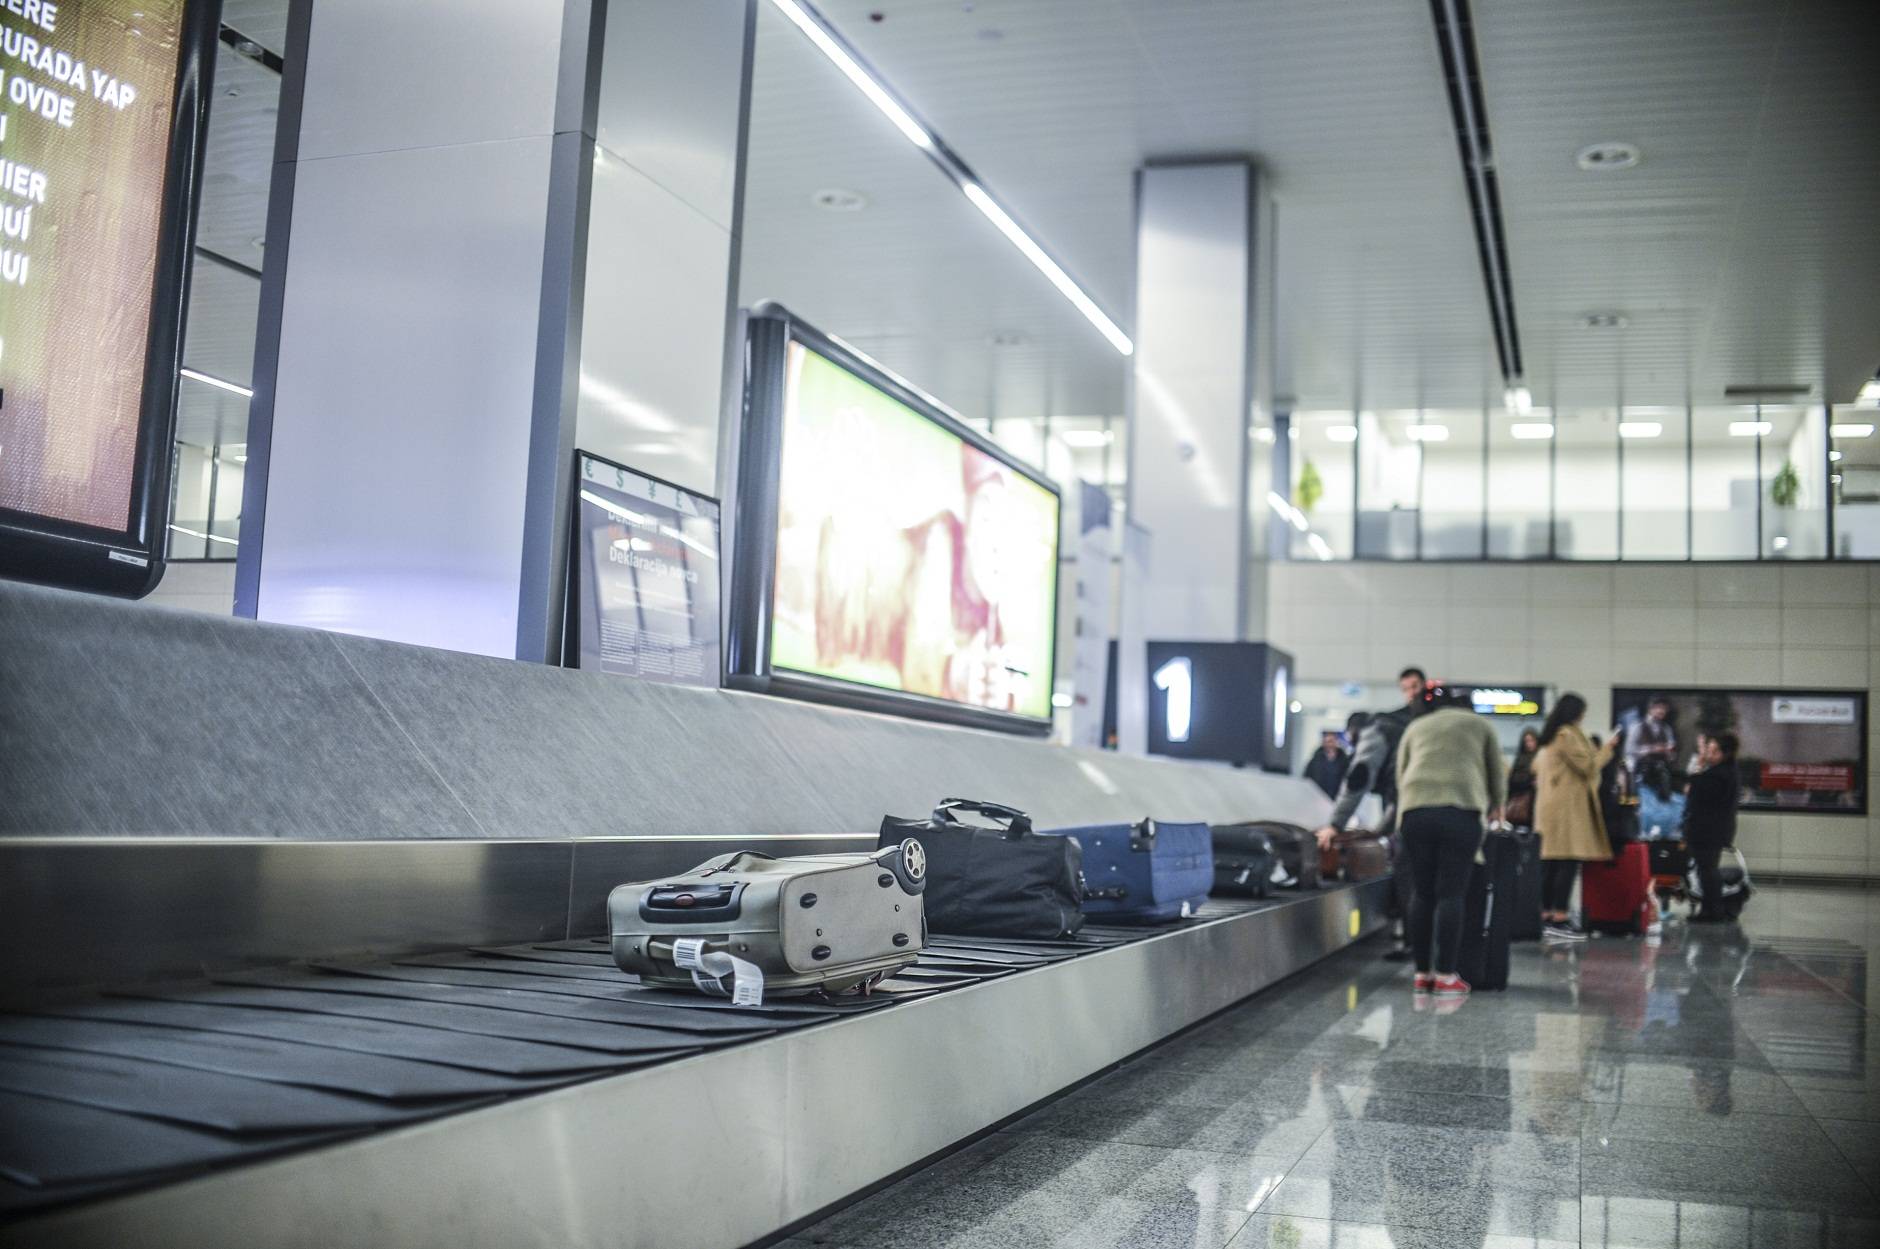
[885,839,928,895]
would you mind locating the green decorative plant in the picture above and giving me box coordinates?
[1296,458,1324,517]
[1770,460,1801,509]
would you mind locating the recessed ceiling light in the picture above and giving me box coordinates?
[1830,450,1844,462]
[1618,421,1662,439]
[1059,429,1113,448]
[1580,313,1629,329]
[1830,423,1875,439]
[1729,421,1773,437]
[1576,142,1640,171]
[1407,423,1449,442]
[1326,425,1358,443]
[1503,386,1533,415]
[1510,423,1554,440]
[811,187,869,212]
[1860,380,1880,402]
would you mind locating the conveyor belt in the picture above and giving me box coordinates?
[0,894,1295,1217]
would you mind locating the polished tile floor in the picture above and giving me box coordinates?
[786,885,1880,1248]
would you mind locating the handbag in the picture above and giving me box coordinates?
[879,799,1085,939]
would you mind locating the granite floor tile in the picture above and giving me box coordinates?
[1226,1212,1577,1248]
[1334,1084,1583,1137]
[1281,1118,1581,1197]
[1581,1135,1877,1213]
[1580,1194,1880,1248]
[1581,1102,1834,1151]
[1818,1117,1880,1190]
[1579,1056,1811,1115]
[1254,1172,1582,1241]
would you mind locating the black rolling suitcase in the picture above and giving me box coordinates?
[1507,827,1543,940]
[1456,831,1516,991]
[1210,823,1278,897]
[1259,822,1321,890]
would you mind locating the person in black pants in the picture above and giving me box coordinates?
[1685,732,1740,922]
[1394,691,1507,998]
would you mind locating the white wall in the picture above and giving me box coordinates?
[146,562,238,615]
[1266,560,1880,880]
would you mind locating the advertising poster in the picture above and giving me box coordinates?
[769,342,1059,720]
[0,0,186,533]
[572,453,721,687]
[1612,686,1868,815]
[1068,481,1113,749]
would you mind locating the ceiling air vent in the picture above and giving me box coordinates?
[1723,384,1812,399]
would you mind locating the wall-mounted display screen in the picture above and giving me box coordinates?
[0,0,214,595]
[568,452,720,687]
[1613,686,1868,816]
[729,306,1060,733]
[1145,641,1295,772]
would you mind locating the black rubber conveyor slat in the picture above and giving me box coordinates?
[0,1043,442,1133]
[327,963,815,1029]
[0,1089,329,1188]
[118,984,710,1057]
[0,1014,562,1101]
[27,998,619,1076]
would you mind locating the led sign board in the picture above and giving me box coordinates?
[1145,640,1295,772]
[0,0,218,596]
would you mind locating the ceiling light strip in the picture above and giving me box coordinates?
[767,0,1132,356]
[180,367,255,398]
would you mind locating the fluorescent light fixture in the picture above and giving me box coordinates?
[1510,423,1554,440]
[1771,535,1790,551]
[1830,450,1844,462]
[1051,691,1074,709]
[1326,425,1358,443]
[1307,532,1334,561]
[1251,427,1277,444]
[1504,386,1533,415]
[1861,380,1880,401]
[167,523,238,547]
[1406,423,1449,442]
[767,0,931,148]
[1059,429,1113,448]
[961,182,1133,355]
[231,454,248,464]
[1830,423,1875,439]
[179,367,254,398]
[1618,421,1662,439]
[1729,421,1772,437]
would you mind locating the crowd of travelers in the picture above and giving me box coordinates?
[1306,669,1742,1002]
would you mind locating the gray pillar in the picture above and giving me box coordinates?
[236,0,755,662]
[1125,161,1270,647]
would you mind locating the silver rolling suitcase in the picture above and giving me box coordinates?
[609,843,927,1003]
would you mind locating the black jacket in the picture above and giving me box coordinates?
[1304,750,1350,800]
[1685,762,1739,847]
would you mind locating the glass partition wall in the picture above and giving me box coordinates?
[1267,395,1865,562]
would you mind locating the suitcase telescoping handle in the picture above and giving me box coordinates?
[934,798,1033,838]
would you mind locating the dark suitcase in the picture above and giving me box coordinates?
[1508,828,1543,941]
[1685,845,1753,919]
[1456,831,1517,991]
[1041,819,1213,924]
[1331,830,1391,882]
[609,845,927,1001]
[1583,842,1653,935]
[879,799,1085,939]
[1209,823,1277,897]
[1260,822,1322,890]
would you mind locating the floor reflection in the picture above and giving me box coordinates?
[789,885,1880,1249]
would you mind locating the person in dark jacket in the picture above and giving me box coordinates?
[1304,730,1352,800]
[1685,732,1741,922]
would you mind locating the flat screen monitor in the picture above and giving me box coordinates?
[567,451,721,687]
[1612,686,1868,816]
[0,0,217,596]
[728,304,1060,734]
[1145,640,1294,771]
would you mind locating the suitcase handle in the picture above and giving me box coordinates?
[1129,818,1157,851]
[934,798,1033,838]
[694,851,775,875]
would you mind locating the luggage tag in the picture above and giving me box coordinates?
[671,937,766,1007]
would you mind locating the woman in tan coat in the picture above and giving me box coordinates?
[1533,692,1617,940]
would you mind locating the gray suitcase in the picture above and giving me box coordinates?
[609,844,927,1002]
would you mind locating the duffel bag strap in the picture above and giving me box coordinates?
[669,937,765,1007]
[935,798,1033,837]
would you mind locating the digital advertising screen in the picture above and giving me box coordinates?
[0,0,214,595]
[728,307,1061,733]
[1613,686,1868,815]
[569,452,721,688]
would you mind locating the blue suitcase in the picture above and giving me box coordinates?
[1041,819,1213,924]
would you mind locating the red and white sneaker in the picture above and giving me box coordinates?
[1412,973,1436,992]
[1432,974,1471,999]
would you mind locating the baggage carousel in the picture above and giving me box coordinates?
[0,877,1391,1249]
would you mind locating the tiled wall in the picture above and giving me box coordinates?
[1267,561,1880,881]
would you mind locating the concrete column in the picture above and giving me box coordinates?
[1125,160,1271,649]
[237,0,755,662]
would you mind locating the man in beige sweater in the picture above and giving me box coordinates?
[1395,691,1508,999]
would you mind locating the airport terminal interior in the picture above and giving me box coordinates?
[2,1,1879,1247]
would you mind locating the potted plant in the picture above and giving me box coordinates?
[1768,460,1800,555]
[1296,458,1324,518]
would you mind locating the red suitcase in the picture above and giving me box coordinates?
[1582,842,1652,935]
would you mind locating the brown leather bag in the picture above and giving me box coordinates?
[1327,830,1391,882]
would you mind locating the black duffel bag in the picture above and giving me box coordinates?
[878,798,1085,939]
